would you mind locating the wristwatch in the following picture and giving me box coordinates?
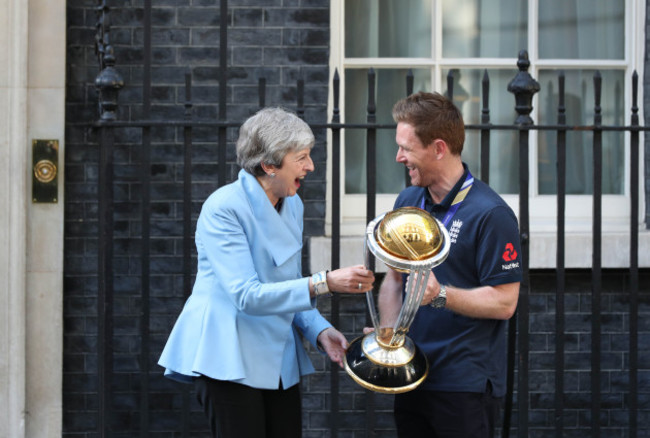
[430,284,447,308]
[311,271,332,297]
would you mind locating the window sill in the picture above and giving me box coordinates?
[309,229,650,271]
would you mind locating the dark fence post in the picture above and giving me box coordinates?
[181,73,194,438]
[447,70,454,100]
[297,78,305,119]
[629,70,640,438]
[217,0,228,187]
[139,0,152,434]
[366,68,377,223]
[554,71,567,437]
[405,70,414,187]
[364,67,377,437]
[591,71,603,438]
[94,3,123,435]
[258,77,266,109]
[506,49,539,438]
[480,70,491,184]
[96,124,115,438]
[330,69,342,438]
[406,69,414,96]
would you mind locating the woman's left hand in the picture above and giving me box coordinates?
[327,265,375,293]
[317,327,349,368]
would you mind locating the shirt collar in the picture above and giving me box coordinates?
[423,162,470,211]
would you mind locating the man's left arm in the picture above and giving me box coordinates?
[420,279,519,320]
[418,204,521,320]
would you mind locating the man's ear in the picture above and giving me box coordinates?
[432,139,448,159]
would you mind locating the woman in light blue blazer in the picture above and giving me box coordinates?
[158,107,374,438]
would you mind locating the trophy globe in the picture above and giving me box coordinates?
[344,206,450,394]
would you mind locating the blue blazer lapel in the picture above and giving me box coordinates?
[239,170,302,267]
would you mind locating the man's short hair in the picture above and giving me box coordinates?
[392,91,465,156]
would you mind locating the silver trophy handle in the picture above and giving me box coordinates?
[363,211,450,347]
[363,232,380,331]
[390,268,430,346]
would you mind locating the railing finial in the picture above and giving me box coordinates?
[94,2,123,121]
[94,45,124,121]
[507,50,540,125]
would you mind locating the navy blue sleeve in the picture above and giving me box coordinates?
[475,205,523,286]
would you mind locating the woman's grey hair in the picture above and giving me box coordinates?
[236,107,315,176]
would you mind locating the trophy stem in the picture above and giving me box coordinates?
[363,234,381,331]
[365,290,380,330]
[390,268,430,346]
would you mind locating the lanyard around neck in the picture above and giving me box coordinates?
[420,171,474,228]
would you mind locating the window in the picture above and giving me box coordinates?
[329,0,644,238]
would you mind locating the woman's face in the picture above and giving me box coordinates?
[269,148,315,200]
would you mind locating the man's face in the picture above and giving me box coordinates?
[395,122,438,188]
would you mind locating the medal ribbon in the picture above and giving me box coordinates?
[420,171,474,228]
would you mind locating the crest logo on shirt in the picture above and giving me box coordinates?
[448,219,463,243]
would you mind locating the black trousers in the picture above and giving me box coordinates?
[195,376,302,438]
[394,384,502,438]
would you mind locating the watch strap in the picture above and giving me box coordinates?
[311,270,331,297]
[430,284,447,308]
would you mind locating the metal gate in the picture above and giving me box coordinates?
[84,1,647,436]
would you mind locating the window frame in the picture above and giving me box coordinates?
[327,0,645,236]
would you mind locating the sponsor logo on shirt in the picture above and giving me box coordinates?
[501,242,520,270]
[448,219,462,243]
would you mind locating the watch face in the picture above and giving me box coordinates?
[315,282,328,295]
[433,296,446,308]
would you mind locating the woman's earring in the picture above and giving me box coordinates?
[270,172,276,178]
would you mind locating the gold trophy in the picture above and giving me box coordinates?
[344,207,450,394]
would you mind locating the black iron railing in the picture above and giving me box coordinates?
[88,1,646,437]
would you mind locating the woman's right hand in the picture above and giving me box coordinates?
[326,265,375,293]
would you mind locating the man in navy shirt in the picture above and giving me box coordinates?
[377,92,522,437]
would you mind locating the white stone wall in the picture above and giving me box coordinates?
[0,0,65,437]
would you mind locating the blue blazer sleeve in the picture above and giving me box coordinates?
[197,196,313,315]
[293,307,332,348]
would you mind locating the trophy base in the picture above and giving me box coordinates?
[344,333,429,394]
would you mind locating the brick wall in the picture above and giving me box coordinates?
[65,0,330,436]
[64,1,649,437]
[304,271,650,438]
